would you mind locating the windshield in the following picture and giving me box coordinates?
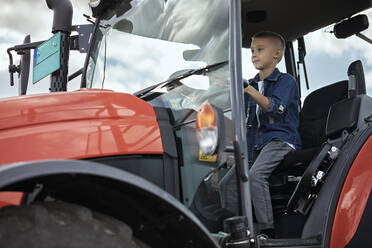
[86,0,239,233]
[86,0,230,120]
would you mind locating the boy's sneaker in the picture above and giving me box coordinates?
[260,228,275,238]
[256,234,269,240]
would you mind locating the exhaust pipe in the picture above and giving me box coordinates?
[45,0,73,92]
[46,0,73,34]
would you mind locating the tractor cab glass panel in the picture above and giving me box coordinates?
[86,0,238,232]
[86,0,231,116]
[296,21,372,99]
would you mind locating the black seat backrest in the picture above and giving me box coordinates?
[299,81,348,149]
[325,60,366,139]
[347,60,366,97]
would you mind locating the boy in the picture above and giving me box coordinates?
[244,31,301,237]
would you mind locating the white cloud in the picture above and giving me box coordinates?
[0,1,89,98]
[293,9,372,97]
[86,0,229,95]
[0,1,51,39]
[99,33,206,94]
[364,69,372,92]
[306,10,372,62]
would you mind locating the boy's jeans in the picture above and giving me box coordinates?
[249,139,293,230]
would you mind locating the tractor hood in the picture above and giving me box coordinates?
[0,89,163,165]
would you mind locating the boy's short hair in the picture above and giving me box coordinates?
[252,31,286,51]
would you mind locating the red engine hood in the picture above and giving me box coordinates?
[0,89,163,165]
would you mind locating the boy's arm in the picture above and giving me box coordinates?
[265,75,298,115]
[244,75,299,115]
[244,85,270,110]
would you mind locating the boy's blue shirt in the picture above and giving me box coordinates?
[244,68,301,162]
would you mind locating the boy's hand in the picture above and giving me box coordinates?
[244,85,270,111]
[244,85,255,94]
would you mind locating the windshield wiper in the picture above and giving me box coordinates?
[134,60,228,98]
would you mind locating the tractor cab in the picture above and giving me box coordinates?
[85,0,372,237]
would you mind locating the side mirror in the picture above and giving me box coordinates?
[113,19,133,33]
[183,49,201,61]
[333,15,369,39]
[18,35,31,95]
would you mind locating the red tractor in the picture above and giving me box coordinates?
[1,0,372,247]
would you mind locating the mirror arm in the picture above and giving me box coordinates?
[297,37,310,90]
[356,33,372,45]
[13,41,45,53]
[302,57,310,90]
[7,40,46,87]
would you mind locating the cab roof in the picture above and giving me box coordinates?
[93,0,371,47]
[241,0,372,47]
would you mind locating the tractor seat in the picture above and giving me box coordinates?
[273,80,348,175]
[271,60,365,236]
[270,80,348,217]
[276,60,366,175]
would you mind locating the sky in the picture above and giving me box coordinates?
[0,0,372,101]
[0,0,89,98]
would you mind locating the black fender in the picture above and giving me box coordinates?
[0,160,219,248]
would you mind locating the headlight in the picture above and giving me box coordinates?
[89,0,101,8]
[196,103,218,156]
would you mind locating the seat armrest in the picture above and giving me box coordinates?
[325,97,361,139]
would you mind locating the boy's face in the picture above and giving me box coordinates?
[250,37,282,71]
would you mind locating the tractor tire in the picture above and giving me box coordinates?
[0,202,143,248]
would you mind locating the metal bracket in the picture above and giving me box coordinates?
[70,24,94,53]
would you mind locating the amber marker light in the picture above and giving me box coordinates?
[196,103,218,156]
